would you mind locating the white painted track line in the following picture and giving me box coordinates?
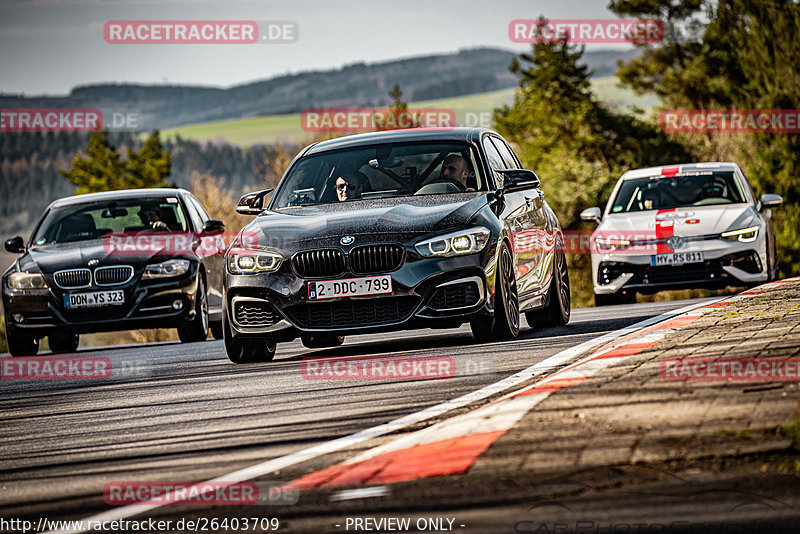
[53,297,722,534]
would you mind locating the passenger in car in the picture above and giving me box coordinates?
[641,189,660,210]
[440,154,470,189]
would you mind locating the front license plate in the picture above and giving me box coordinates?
[64,290,125,309]
[308,275,392,301]
[651,252,704,266]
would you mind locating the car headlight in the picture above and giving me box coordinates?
[143,259,191,279]
[595,237,631,252]
[720,226,759,243]
[227,249,283,274]
[415,227,490,257]
[7,272,48,290]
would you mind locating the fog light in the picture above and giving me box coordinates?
[172,300,184,310]
[12,313,24,323]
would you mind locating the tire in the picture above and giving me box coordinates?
[594,290,636,307]
[471,242,520,342]
[223,309,276,364]
[6,328,39,356]
[178,276,209,343]
[526,248,570,328]
[301,334,345,349]
[48,332,80,354]
[209,321,224,340]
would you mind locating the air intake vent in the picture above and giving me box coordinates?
[95,265,134,286]
[54,269,91,289]
[285,297,418,329]
[349,244,405,274]
[292,249,346,278]
[233,299,280,327]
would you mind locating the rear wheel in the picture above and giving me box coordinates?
[223,308,276,364]
[178,277,209,343]
[302,334,345,349]
[471,242,519,342]
[7,328,39,356]
[526,248,570,328]
[48,332,79,353]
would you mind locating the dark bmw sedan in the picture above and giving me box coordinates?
[223,128,571,363]
[3,188,226,356]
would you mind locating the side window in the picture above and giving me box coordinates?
[490,137,521,169]
[182,196,205,232]
[188,195,211,223]
[482,137,506,187]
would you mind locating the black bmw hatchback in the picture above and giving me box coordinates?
[223,128,571,363]
[3,188,226,356]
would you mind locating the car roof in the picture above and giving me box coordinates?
[50,188,189,207]
[620,162,740,180]
[303,127,494,155]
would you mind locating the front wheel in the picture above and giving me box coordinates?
[48,332,80,353]
[178,277,209,343]
[7,328,39,356]
[526,249,570,328]
[223,308,276,364]
[471,242,520,342]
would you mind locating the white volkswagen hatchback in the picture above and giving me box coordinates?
[581,162,783,306]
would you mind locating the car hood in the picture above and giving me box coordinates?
[597,204,757,237]
[247,194,490,248]
[16,239,179,273]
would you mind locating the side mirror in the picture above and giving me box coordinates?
[580,207,602,223]
[202,219,225,234]
[236,189,274,215]
[496,169,540,193]
[760,193,783,209]
[5,236,25,254]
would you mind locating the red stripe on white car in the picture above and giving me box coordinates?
[655,208,676,254]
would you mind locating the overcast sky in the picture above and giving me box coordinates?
[0,0,625,96]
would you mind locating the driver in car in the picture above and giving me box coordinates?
[140,206,169,230]
[335,173,365,201]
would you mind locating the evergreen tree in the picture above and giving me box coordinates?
[59,130,127,194]
[493,20,690,305]
[127,130,171,189]
[59,130,171,195]
[610,0,800,275]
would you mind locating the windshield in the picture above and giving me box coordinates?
[609,171,747,214]
[32,197,190,245]
[271,142,486,209]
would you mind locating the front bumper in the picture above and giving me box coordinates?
[225,252,495,342]
[3,267,201,336]
[592,246,767,295]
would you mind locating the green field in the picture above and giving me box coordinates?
[161,77,659,147]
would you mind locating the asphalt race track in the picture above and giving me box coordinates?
[0,299,714,531]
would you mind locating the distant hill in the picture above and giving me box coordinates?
[0,47,640,131]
